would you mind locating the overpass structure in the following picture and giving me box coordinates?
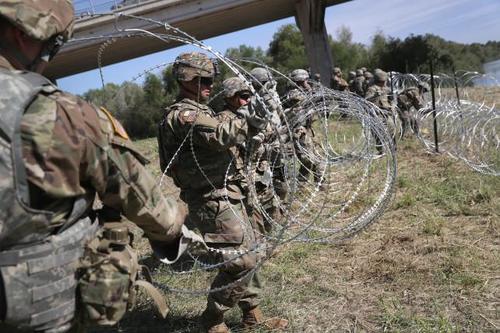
[47,0,351,86]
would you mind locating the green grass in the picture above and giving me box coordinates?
[91,136,499,333]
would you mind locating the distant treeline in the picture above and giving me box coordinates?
[82,24,500,139]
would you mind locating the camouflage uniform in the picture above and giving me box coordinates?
[397,87,424,137]
[352,69,366,97]
[158,55,266,332]
[363,71,374,95]
[285,77,323,185]
[365,70,394,154]
[0,2,184,332]
[220,77,280,234]
[330,67,349,91]
[249,68,288,207]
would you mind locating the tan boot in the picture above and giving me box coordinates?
[241,307,288,330]
[200,309,231,333]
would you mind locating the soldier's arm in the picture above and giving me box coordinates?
[22,92,184,244]
[175,109,252,151]
[91,108,185,243]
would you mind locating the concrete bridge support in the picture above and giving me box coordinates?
[295,0,333,87]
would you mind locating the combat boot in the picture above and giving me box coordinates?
[200,308,231,333]
[241,306,288,330]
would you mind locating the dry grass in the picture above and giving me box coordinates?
[92,136,499,333]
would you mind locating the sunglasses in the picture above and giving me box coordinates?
[199,77,214,86]
[237,92,252,100]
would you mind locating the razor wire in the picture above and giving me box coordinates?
[67,12,397,297]
[391,72,499,176]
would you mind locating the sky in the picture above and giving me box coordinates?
[59,0,500,95]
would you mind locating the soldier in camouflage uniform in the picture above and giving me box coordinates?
[352,69,366,97]
[330,67,349,91]
[0,1,189,332]
[249,67,288,204]
[286,69,324,186]
[158,54,287,333]
[221,77,281,235]
[365,70,394,154]
[363,71,374,95]
[397,82,428,137]
[347,70,356,92]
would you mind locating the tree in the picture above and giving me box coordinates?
[329,26,369,73]
[268,24,308,74]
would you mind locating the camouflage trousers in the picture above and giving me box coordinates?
[186,192,261,316]
[294,127,325,184]
[397,108,419,137]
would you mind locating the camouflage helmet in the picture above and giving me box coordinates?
[364,71,373,79]
[356,69,364,76]
[360,67,367,72]
[374,70,388,83]
[348,71,356,79]
[0,0,74,42]
[332,67,342,75]
[173,52,216,82]
[222,77,251,98]
[250,67,272,84]
[290,69,309,82]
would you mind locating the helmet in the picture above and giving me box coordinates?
[290,69,309,82]
[348,71,356,79]
[360,67,367,72]
[250,67,272,84]
[332,67,342,75]
[173,52,216,82]
[356,69,364,76]
[0,0,74,42]
[364,71,373,79]
[222,77,251,98]
[374,70,388,83]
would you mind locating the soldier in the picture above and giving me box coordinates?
[158,54,287,333]
[222,77,281,234]
[365,70,394,154]
[352,69,366,97]
[249,67,282,125]
[363,71,374,95]
[0,1,191,332]
[286,69,325,186]
[249,67,288,203]
[397,82,428,137]
[330,67,349,91]
[347,70,356,92]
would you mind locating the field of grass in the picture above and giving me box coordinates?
[92,135,499,333]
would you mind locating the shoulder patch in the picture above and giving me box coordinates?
[100,107,130,140]
[179,110,198,124]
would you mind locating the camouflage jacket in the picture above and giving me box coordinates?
[365,84,393,111]
[0,55,184,243]
[331,76,349,91]
[352,76,366,96]
[397,88,424,111]
[158,97,255,201]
